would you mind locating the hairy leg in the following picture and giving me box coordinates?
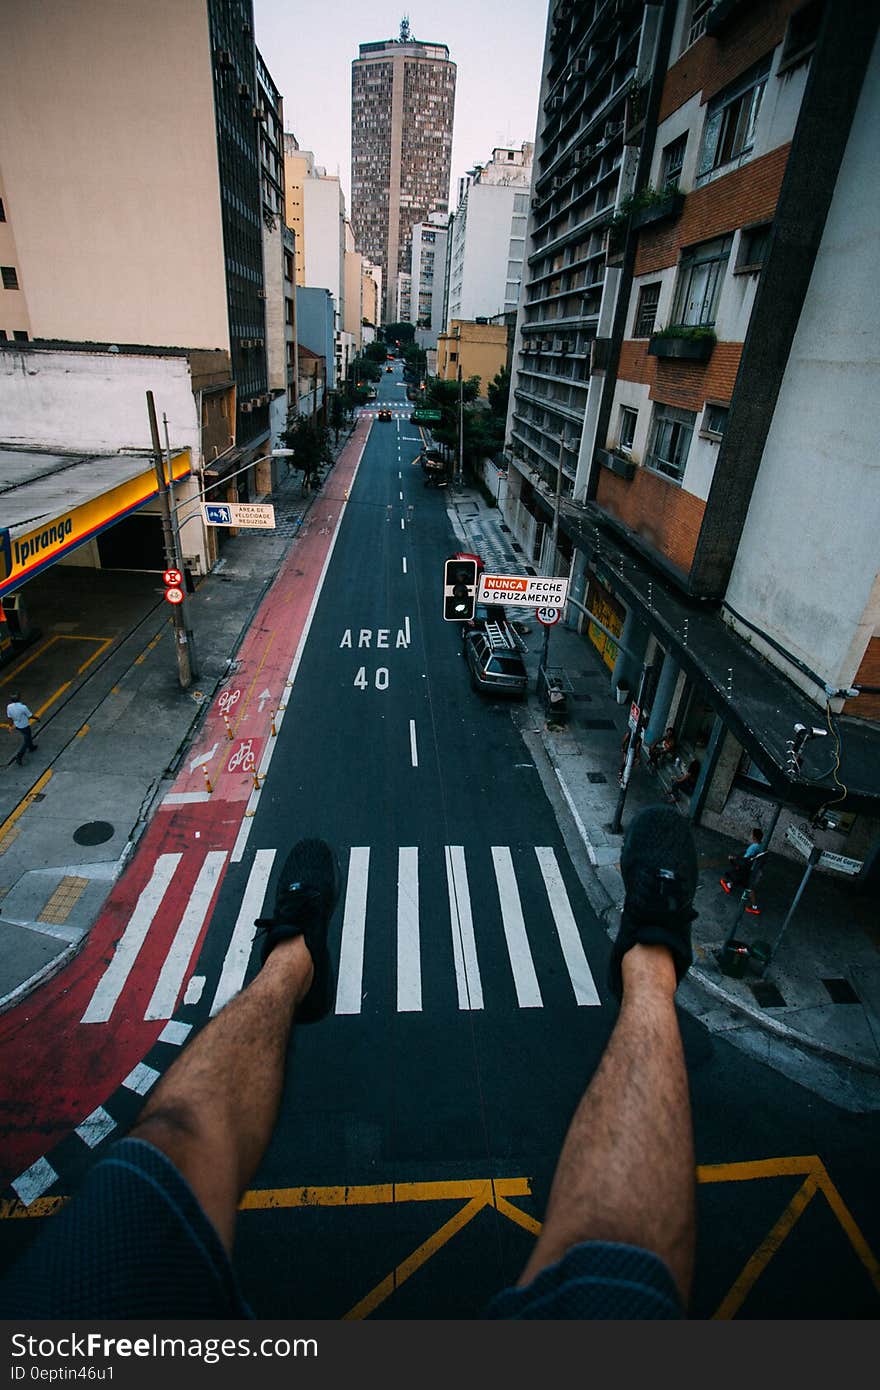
[129,937,313,1252]
[519,944,696,1304]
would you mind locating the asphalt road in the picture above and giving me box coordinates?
[1,363,877,1320]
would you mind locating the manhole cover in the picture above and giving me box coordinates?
[587,772,607,784]
[73,821,114,846]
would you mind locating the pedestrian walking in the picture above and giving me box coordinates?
[6,691,39,766]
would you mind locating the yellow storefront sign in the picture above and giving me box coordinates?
[0,451,190,593]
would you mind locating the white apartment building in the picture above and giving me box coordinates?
[283,139,346,387]
[447,144,534,325]
[409,213,449,341]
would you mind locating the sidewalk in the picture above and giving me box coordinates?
[0,430,355,1010]
[448,485,880,1107]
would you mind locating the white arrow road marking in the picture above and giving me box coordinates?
[189,743,218,773]
[258,688,272,712]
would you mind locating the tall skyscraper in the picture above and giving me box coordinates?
[351,21,456,323]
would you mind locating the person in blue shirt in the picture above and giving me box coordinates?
[720,826,764,914]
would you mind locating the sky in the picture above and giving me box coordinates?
[252,0,550,211]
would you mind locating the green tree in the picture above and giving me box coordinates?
[487,367,510,420]
[382,321,416,345]
[282,413,333,492]
[363,341,388,364]
[328,391,348,443]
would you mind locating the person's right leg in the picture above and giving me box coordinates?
[516,942,695,1303]
[500,804,698,1313]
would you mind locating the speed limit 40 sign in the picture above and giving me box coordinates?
[536,607,561,626]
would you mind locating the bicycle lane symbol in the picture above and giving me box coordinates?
[217,688,242,718]
[227,737,263,776]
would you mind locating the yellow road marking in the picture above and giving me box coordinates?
[345,1194,487,1320]
[38,876,89,925]
[0,769,52,850]
[76,637,113,674]
[35,682,71,718]
[76,723,89,738]
[0,637,56,682]
[2,1161,876,1321]
[713,1174,818,1319]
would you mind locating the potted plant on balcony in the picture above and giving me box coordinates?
[628,184,686,230]
[648,325,717,361]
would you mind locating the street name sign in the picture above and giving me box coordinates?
[478,574,569,608]
[785,825,814,859]
[203,503,276,529]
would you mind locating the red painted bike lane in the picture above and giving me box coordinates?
[0,423,369,1186]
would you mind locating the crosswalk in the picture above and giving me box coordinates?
[80,844,602,1027]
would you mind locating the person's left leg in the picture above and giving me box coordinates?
[129,837,339,1252]
[129,936,312,1252]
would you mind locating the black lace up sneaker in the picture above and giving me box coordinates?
[608,806,699,1001]
[254,838,340,1023]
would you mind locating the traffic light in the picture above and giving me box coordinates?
[443,557,478,621]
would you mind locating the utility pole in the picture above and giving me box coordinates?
[147,391,192,690]
[161,413,199,677]
[457,361,464,490]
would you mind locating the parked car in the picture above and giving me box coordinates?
[463,625,528,699]
[377,408,392,421]
[462,601,507,638]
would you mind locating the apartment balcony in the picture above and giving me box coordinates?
[514,385,587,425]
[630,188,685,231]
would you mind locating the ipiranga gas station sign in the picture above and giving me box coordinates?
[477,574,569,608]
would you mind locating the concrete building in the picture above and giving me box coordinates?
[351,23,456,323]
[283,138,348,390]
[343,221,364,374]
[436,320,509,400]
[396,274,413,325]
[0,0,275,459]
[446,145,533,327]
[409,214,449,341]
[502,0,880,883]
[0,0,295,624]
[362,260,382,331]
[257,50,297,465]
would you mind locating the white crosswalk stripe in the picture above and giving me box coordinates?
[76,844,601,1030]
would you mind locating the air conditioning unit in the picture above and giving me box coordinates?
[604,120,623,141]
[240,401,253,413]
[238,82,251,98]
[552,176,565,191]
[545,95,563,115]
[257,290,268,299]
[531,196,542,210]
[216,49,233,68]
[251,106,262,119]
[572,59,589,76]
[241,339,254,348]
[573,146,595,166]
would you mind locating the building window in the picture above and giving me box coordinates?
[449,350,457,362]
[735,222,772,273]
[0,330,7,341]
[618,407,637,452]
[633,283,661,338]
[700,402,728,439]
[661,136,686,190]
[671,236,732,328]
[13,330,28,342]
[0,199,5,222]
[1,266,19,290]
[685,0,714,48]
[697,61,770,180]
[646,404,696,483]
[779,0,823,71]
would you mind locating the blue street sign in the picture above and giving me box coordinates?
[205,504,232,525]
